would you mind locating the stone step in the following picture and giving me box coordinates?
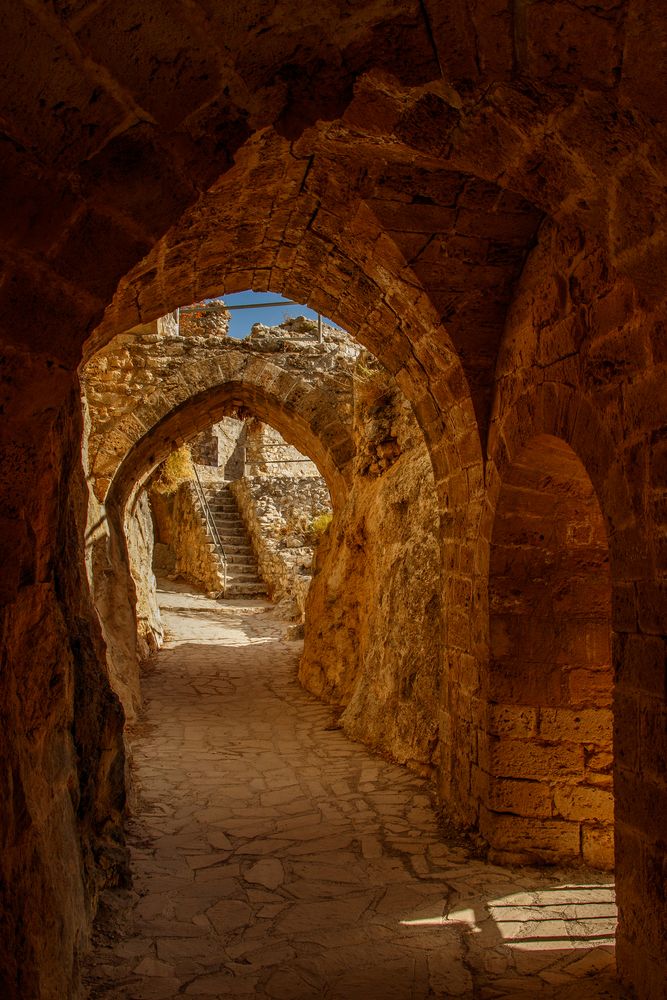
[224,582,268,597]
[207,544,256,565]
[201,483,267,597]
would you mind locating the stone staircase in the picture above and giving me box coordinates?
[203,481,267,598]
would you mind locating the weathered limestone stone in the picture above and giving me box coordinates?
[300,360,442,773]
[0,384,127,998]
[126,492,164,661]
[231,470,331,618]
[1,7,667,997]
[153,480,224,595]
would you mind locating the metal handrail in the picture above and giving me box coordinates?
[192,465,228,595]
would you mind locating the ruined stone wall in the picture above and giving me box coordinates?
[83,318,357,502]
[300,363,442,772]
[245,418,320,479]
[86,495,142,720]
[86,491,162,723]
[125,493,163,662]
[178,305,229,339]
[231,474,331,617]
[167,482,224,594]
[189,427,220,467]
[212,418,247,480]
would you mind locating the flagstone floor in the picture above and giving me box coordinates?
[84,581,623,999]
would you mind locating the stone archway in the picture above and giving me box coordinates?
[106,376,353,515]
[483,433,613,867]
[87,345,356,720]
[85,323,357,511]
[1,7,667,997]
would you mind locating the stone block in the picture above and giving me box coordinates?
[486,776,554,819]
[581,824,615,870]
[480,806,581,859]
[616,633,666,699]
[615,768,667,843]
[486,703,538,738]
[567,667,613,706]
[636,580,667,634]
[553,785,614,824]
[640,701,667,783]
[539,707,612,745]
[614,695,641,779]
[612,582,638,633]
[482,736,584,781]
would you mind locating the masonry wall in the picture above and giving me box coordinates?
[125,493,163,663]
[244,418,320,479]
[479,221,667,995]
[152,481,223,594]
[231,473,331,617]
[82,319,357,506]
[0,378,127,1000]
[300,365,442,772]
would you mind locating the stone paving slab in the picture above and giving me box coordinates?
[84,583,624,999]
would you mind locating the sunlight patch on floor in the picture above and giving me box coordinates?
[400,883,616,951]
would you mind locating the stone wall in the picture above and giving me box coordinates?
[179,304,230,339]
[0,381,127,1000]
[300,362,442,773]
[231,474,331,617]
[86,494,142,719]
[212,418,247,480]
[4,8,667,995]
[125,493,163,662]
[159,481,224,594]
[245,417,320,479]
[83,318,357,505]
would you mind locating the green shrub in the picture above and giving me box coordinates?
[310,512,333,539]
[152,446,194,496]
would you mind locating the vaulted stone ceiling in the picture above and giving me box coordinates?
[2,1,664,445]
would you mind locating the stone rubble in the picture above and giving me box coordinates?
[231,474,331,619]
[84,582,621,1000]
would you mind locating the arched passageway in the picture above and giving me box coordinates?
[89,340,353,720]
[483,435,613,868]
[1,6,666,998]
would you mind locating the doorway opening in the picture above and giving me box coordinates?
[483,434,613,868]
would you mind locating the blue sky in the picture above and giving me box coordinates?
[209,290,337,339]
